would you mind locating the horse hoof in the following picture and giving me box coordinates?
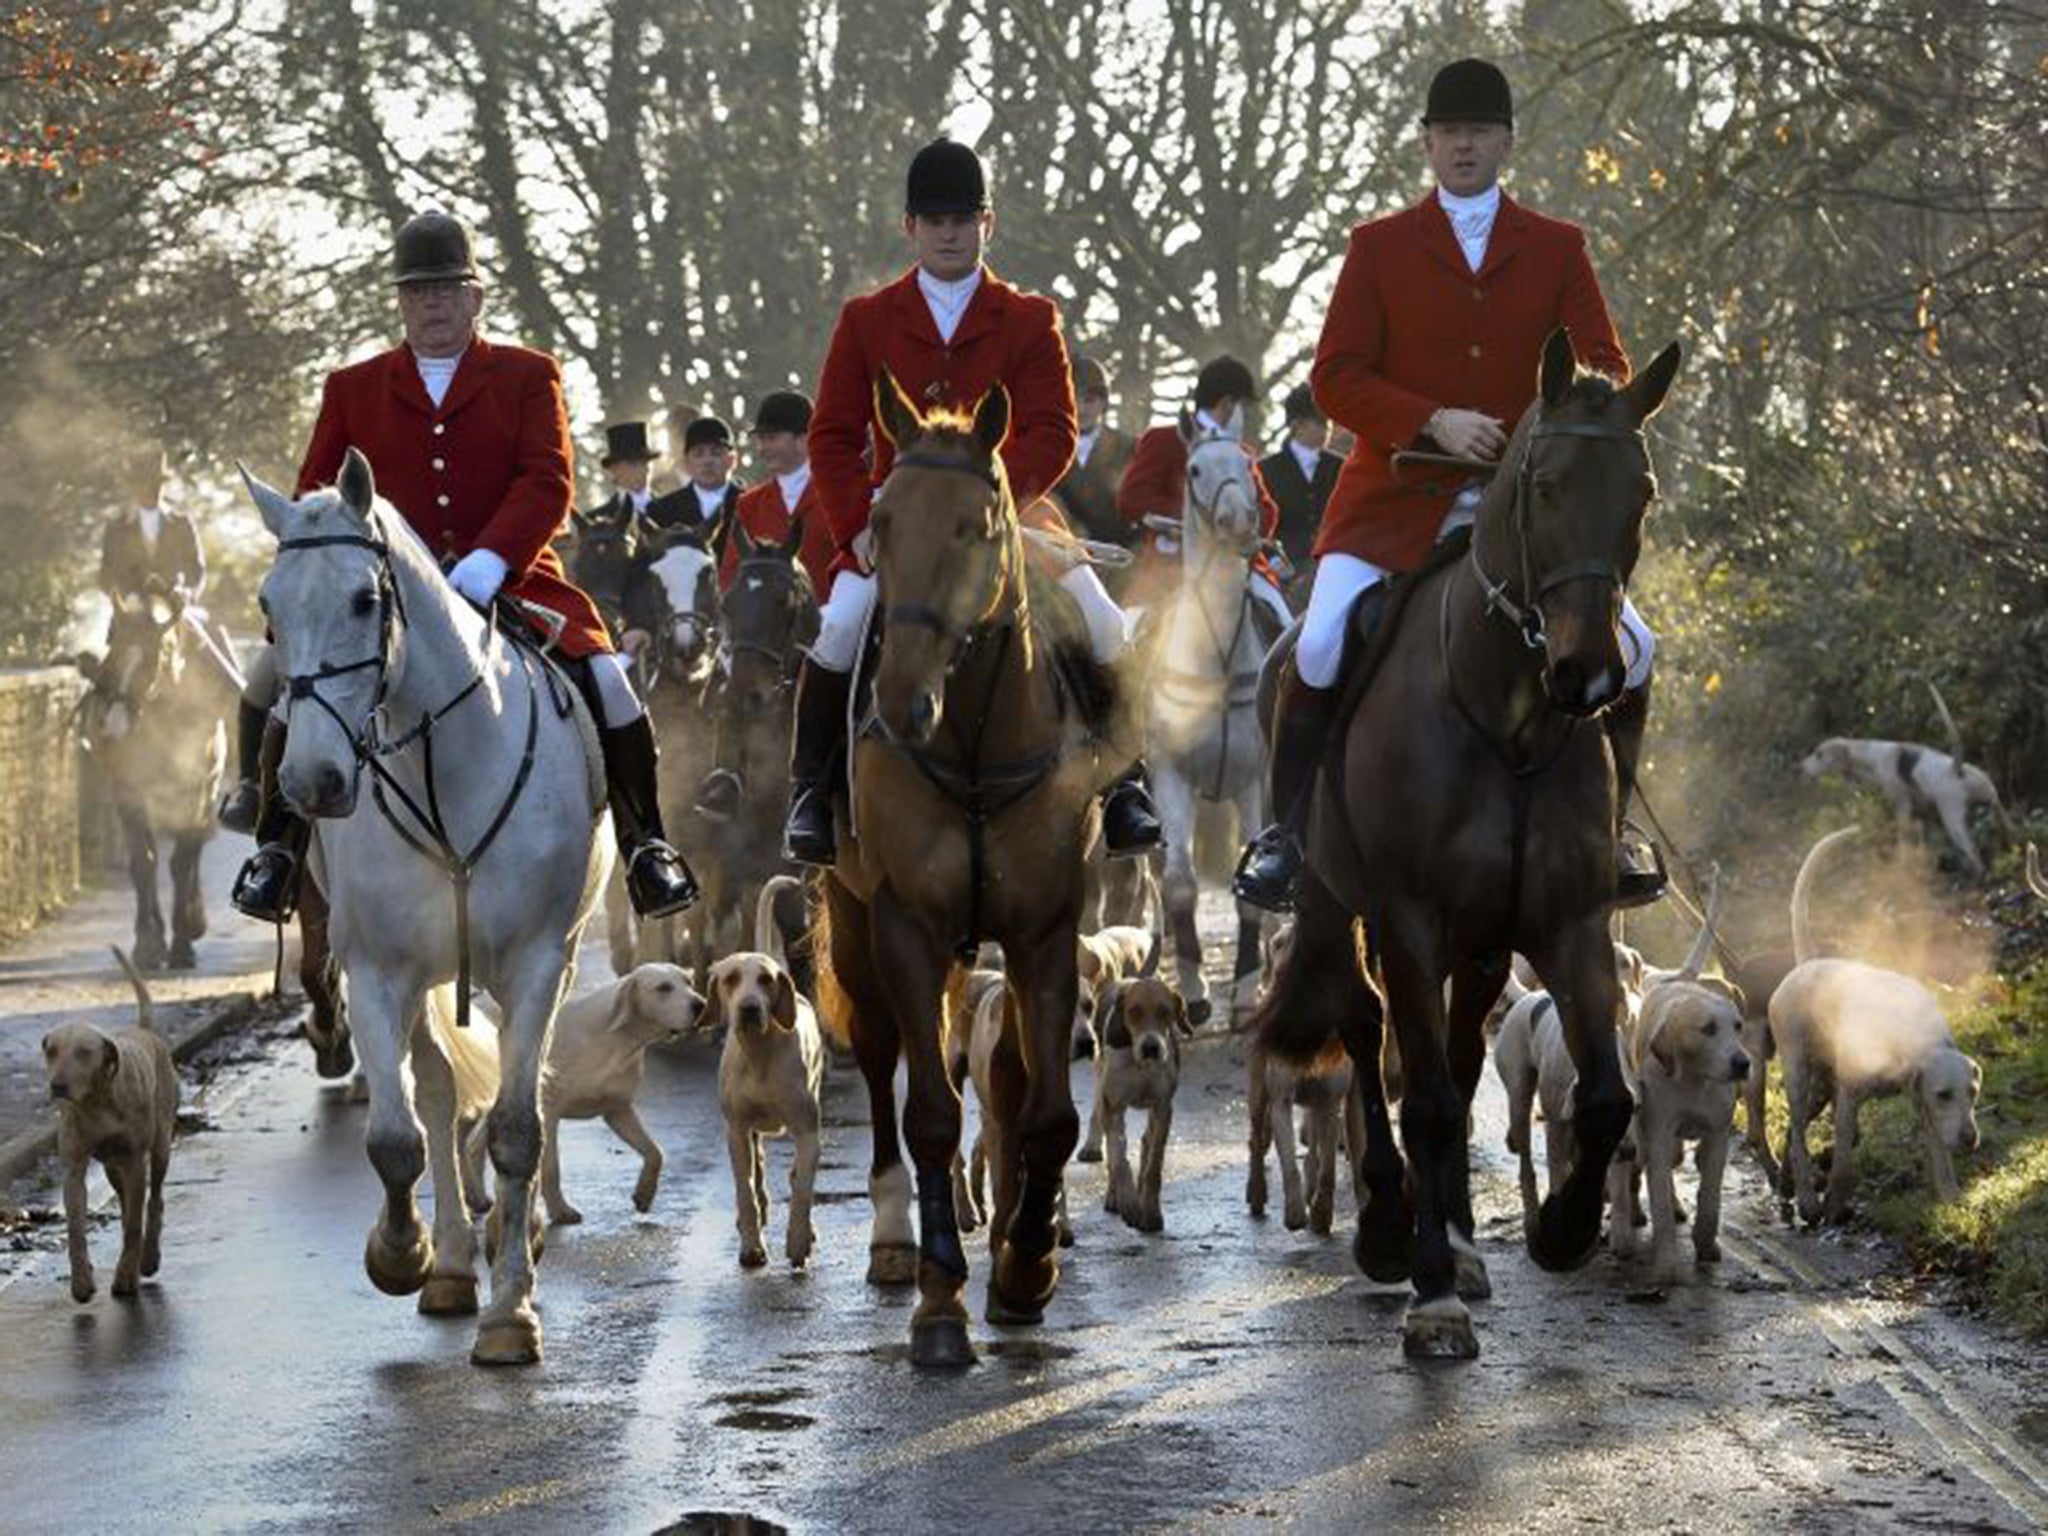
[418,1274,480,1316]
[1075,1144,1103,1165]
[910,1316,977,1370]
[993,1241,1059,1316]
[985,1277,1044,1328]
[1528,1195,1601,1273]
[1352,1210,1415,1285]
[364,1229,433,1297]
[739,1243,769,1270]
[168,942,197,971]
[471,1314,543,1367]
[1453,1248,1493,1301]
[133,941,167,974]
[1186,998,1212,1029]
[311,1037,355,1081]
[1402,1296,1479,1360]
[867,1242,918,1287]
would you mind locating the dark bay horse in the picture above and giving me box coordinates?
[816,372,1131,1367]
[1260,330,1682,1359]
[86,596,228,970]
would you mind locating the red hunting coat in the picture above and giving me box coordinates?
[1311,192,1630,573]
[809,265,1078,586]
[721,475,836,596]
[296,336,611,657]
[1115,423,1282,608]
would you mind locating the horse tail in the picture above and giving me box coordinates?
[111,946,154,1031]
[755,875,803,966]
[807,896,854,1051]
[1791,826,1861,966]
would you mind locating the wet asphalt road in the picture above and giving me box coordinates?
[4,923,2048,1534]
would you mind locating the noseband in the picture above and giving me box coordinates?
[1469,419,1645,651]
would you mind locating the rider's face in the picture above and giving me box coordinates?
[607,459,650,494]
[398,280,483,359]
[1425,122,1513,198]
[686,443,734,487]
[752,429,807,477]
[1077,393,1109,433]
[905,210,992,281]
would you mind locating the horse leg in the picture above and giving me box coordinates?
[168,831,206,969]
[868,887,973,1368]
[1246,1054,1271,1217]
[1442,956,1507,1300]
[826,882,915,1286]
[475,953,571,1367]
[348,971,434,1301]
[1289,874,1411,1282]
[1228,780,1267,1025]
[1527,919,1632,1273]
[1377,918,1477,1360]
[295,879,353,1079]
[1154,770,1211,1026]
[119,806,166,972]
[410,1020,480,1317]
[990,921,1083,1324]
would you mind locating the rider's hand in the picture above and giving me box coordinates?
[448,548,509,608]
[1426,408,1508,461]
[852,527,875,574]
[620,627,652,656]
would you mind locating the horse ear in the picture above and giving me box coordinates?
[337,447,375,518]
[873,366,923,449]
[1621,340,1683,423]
[1539,327,1576,409]
[781,514,806,563]
[733,518,757,559]
[1222,404,1245,441]
[1177,407,1198,446]
[972,383,1011,460]
[238,463,295,538]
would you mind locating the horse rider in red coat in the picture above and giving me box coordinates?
[1235,59,1662,912]
[230,211,700,924]
[1116,353,1292,635]
[785,138,1162,866]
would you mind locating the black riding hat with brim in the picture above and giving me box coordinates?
[393,211,480,286]
[1422,58,1514,128]
[906,138,989,216]
[750,391,813,436]
[1283,383,1323,424]
[602,421,656,466]
[684,416,735,452]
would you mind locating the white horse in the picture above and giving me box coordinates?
[1143,412,1280,1025]
[244,449,606,1367]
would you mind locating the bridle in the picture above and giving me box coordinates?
[272,523,543,1033]
[877,451,1015,658]
[1469,418,1646,652]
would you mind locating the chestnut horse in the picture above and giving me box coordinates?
[1260,330,1681,1359]
[816,372,1129,1367]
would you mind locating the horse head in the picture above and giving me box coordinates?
[242,447,401,818]
[643,527,720,677]
[868,367,1017,746]
[1482,328,1681,717]
[722,517,817,704]
[1176,407,1260,558]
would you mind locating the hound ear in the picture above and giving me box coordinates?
[1539,327,1577,409]
[772,970,798,1032]
[873,366,923,449]
[337,446,376,518]
[1622,341,1683,423]
[1098,983,1130,1050]
[99,1037,120,1086]
[972,382,1011,460]
[1076,941,1102,988]
[607,976,639,1033]
[1648,1019,1677,1075]
[239,463,296,538]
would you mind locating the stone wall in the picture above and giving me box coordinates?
[0,668,85,940]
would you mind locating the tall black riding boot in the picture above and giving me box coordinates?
[218,699,269,835]
[1232,661,1342,913]
[1605,677,1666,909]
[603,715,700,918]
[1100,762,1163,858]
[784,659,852,867]
[230,718,309,924]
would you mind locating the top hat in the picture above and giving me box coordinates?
[1422,59,1514,127]
[683,416,735,453]
[749,391,814,437]
[906,138,990,216]
[601,421,656,466]
[393,211,480,286]
[1282,383,1323,424]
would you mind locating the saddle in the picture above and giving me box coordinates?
[487,596,607,819]
[1255,526,1474,739]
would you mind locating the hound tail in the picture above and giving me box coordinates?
[1791,827,1862,966]
[1677,865,1723,980]
[806,896,853,1050]
[754,875,804,966]
[421,984,502,1122]
[2026,843,2048,904]
[110,946,154,1031]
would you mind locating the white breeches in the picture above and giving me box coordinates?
[587,650,643,727]
[810,565,1132,673]
[1296,551,1655,693]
